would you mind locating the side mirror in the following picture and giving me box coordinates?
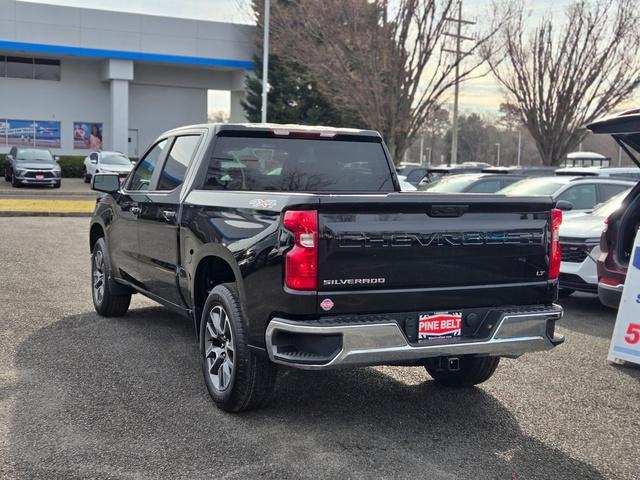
[556,200,574,211]
[92,173,120,193]
[54,156,60,162]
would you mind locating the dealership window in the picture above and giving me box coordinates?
[34,58,60,81]
[6,57,33,79]
[1,56,60,81]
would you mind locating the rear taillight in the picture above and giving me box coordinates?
[549,208,562,280]
[283,210,318,291]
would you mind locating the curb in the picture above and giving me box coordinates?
[0,191,95,198]
[0,211,91,217]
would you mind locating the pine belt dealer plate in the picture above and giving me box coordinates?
[418,312,462,340]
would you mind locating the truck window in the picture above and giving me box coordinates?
[128,139,167,191]
[203,136,394,192]
[157,135,201,191]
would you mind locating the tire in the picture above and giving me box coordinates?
[200,283,277,412]
[91,238,131,317]
[425,355,500,387]
[4,167,9,182]
[84,168,90,183]
[11,174,20,188]
[558,288,575,298]
[53,181,61,189]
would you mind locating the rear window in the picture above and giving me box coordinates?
[202,136,394,192]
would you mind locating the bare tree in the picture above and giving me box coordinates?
[267,0,508,161]
[486,0,640,166]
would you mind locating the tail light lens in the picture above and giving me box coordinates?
[549,208,562,280]
[283,210,318,291]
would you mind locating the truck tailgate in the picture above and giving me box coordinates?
[317,193,556,313]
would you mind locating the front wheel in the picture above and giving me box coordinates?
[4,167,9,181]
[11,174,20,188]
[83,167,91,183]
[91,238,131,316]
[200,284,277,412]
[425,356,500,387]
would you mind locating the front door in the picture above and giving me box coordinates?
[137,133,203,306]
[110,138,168,285]
[128,129,139,158]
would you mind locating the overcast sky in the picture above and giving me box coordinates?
[25,0,587,117]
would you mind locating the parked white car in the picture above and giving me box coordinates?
[558,189,630,296]
[83,151,134,183]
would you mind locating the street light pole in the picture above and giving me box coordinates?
[450,0,462,165]
[419,135,424,165]
[517,130,522,167]
[261,0,270,124]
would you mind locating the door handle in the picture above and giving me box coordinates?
[162,210,176,221]
[130,206,141,216]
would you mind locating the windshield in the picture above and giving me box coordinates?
[592,189,631,217]
[203,136,394,192]
[15,149,53,162]
[498,177,569,196]
[418,174,479,193]
[101,154,131,166]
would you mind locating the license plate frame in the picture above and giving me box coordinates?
[418,311,463,340]
[35,174,44,180]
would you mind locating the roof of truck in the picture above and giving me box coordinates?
[162,123,382,138]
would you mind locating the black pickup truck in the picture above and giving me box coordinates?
[89,124,564,412]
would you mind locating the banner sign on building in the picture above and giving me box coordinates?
[0,120,7,145]
[7,119,35,146]
[74,122,103,150]
[608,229,640,366]
[34,120,61,148]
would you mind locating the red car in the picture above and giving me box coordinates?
[588,110,640,308]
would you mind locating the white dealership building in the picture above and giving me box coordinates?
[0,0,254,156]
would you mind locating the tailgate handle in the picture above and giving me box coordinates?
[427,205,468,217]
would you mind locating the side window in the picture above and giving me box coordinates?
[467,179,501,193]
[128,140,167,191]
[156,135,201,191]
[599,183,631,202]
[557,184,598,210]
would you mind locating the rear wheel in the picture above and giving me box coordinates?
[425,356,500,387]
[91,238,131,316]
[200,283,277,412]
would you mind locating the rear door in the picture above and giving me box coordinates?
[137,133,203,306]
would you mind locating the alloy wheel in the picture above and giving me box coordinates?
[204,305,235,391]
[92,248,105,305]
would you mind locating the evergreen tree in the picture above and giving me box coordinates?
[242,54,360,126]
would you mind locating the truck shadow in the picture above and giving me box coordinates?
[6,307,603,479]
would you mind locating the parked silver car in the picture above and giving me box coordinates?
[4,147,61,188]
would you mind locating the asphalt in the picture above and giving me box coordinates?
[0,178,95,198]
[0,217,639,479]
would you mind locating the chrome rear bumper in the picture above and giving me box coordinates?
[265,305,564,370]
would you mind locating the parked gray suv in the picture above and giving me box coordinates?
[4,147,61,188]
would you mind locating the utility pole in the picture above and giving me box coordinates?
[517,130,522,167]
[444,1,475,165]
[261,0,271,124]
[419,135,424,165]
[495,143,501,166]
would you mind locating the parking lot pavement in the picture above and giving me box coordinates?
[1,217,639,480]
[0,178,95,198]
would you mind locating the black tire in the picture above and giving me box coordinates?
[53,181,61,189]
[558,288,575,298]
[425,356,500,387]
[4,167,9,181]
[11,174,20,188]
[91,238,131,317]
[200,283,277,412]
[84,168,90,183]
